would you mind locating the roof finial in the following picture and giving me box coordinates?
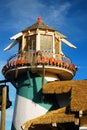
[37,16,43,23]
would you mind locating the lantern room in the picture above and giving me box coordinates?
[13,16,65,55]
[2,17,77,80]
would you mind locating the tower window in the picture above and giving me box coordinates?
[40,35,53,52]
[27,35,36,52]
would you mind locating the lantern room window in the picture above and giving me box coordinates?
[27,35,36,52]
[40,35,53,52]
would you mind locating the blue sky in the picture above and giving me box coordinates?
[0,0,87,129]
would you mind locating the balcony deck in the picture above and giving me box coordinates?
[2,51,77,80]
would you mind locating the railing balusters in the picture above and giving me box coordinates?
[2,51,77,75]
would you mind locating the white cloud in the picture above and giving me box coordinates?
[8,0,44,18]
[49,2,71,18]
[0,0,71,32]
[44,1,71,28]
[2,0,45,31]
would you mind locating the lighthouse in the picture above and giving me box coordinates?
[2,17,77,130]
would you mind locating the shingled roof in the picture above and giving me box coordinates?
[22,17,55,32]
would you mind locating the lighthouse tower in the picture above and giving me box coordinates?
[2,17,77,130]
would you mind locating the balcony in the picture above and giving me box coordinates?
[2,51,77,80]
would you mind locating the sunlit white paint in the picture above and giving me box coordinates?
[61,38,77,48]
[12,95,48,130]
[10,32,23,40]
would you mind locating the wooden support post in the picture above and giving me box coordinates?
[42,64,45,87]
[58,37,62,60]
[1,86,7,130]
[22,33,27,52]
